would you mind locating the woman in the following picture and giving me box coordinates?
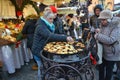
[95,10,120,80]
[32,10,74,80]
[22,15,38,70]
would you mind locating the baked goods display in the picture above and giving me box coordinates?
[0,22,5,28]
[44,42,85,54]
[0,21,24,45]
[7,22,16,30]
[0,28,17,43]
[1,35,16,42]
[0,21,24,35]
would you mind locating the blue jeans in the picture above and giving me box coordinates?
[34,55,42,80]
[99,58,116,80]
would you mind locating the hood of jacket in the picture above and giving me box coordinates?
[110,17,120,27]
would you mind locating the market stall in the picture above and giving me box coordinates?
[0,0,16,19]
[0,0,116,77]
[0,0,33,74]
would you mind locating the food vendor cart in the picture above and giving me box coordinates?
[40,37,95,80]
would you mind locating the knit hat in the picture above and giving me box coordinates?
[94,4,103,12]
[50,6,57,13]
[98,10,113,19]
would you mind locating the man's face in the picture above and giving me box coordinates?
[101,19,108,26]
[95,9,101,16]
[54,13,57,18]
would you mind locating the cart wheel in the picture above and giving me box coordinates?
[78,63,94,80]
[43,64,82,80]
[85,67,94,80]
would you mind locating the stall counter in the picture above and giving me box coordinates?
[0,39,33,74]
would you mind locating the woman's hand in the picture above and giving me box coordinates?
[94,33,100,39]
[67,36,74,42]
[95,28,100,33]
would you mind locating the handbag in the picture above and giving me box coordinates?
[89,32,103,64]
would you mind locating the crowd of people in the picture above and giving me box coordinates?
[22,4,120,80]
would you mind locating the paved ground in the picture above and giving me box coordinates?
[3,60,117,80]
[8,60,38,80]
[6,60,98,80]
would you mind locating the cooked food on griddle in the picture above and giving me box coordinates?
[44,42,85,54]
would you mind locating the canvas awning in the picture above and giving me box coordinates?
[31,0,71,5]
[31,0,55,5]
[57,7,77,14]
[0,0,16,19]
[23,4,38,18]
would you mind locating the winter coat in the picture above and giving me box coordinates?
[22,19,37,49]
[90,15,101,29]
[32,18,67,57]
[53,17,65,34]
[96,17,120,61]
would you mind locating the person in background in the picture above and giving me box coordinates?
[22,15,39,70]
[90,4,103,31]
[94,10,120,80]
[49,6,65,34]
[66,14,75,37]
[32,9,74,80]
[89,4,103,64]
[39,2,48,16]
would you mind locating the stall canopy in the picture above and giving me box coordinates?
[23,4,38,18]
[57,7,77,14]
[31,0,55,5]
[0,0,16,19]
[31,0,70,5]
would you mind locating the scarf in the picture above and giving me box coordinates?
[41,17,55,32]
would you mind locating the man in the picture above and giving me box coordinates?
[90,4,103,30]
[50,6,65,34]
[95,10,120,80]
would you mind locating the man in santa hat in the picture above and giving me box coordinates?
[49,6,65,34]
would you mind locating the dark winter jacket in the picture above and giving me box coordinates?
[32,18,67,57]
[22,19,37,49]
[90,15,101,29]
[53,17,65,34]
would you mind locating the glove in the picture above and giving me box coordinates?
[67,36,74,42]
